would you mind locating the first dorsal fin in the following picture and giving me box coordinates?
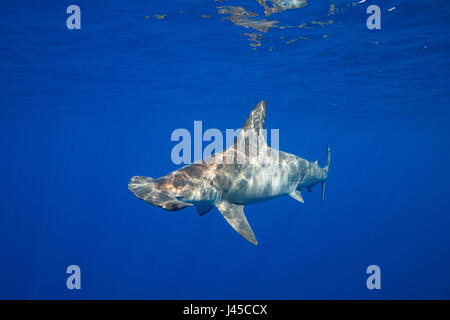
[216,201,257,245]
[233,101,268,154]
[241,100,266,133]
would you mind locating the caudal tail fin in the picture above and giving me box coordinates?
[324,145,331,173]
[321,145,331,206]
[128,176,193,211]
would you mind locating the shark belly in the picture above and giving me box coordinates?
[224,162,294,205]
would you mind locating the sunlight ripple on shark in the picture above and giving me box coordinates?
[128,101,330,245]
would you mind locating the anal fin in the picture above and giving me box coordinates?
[216,201,257,245]
[289,190,304,204]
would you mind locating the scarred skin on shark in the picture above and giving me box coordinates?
[128,101,330,245]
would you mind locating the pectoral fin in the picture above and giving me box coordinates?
[289,190,304,204]
[216,201,257,245]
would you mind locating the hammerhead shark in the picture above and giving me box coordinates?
[129,100,330,245]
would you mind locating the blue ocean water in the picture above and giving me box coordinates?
[1,0,450,299]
